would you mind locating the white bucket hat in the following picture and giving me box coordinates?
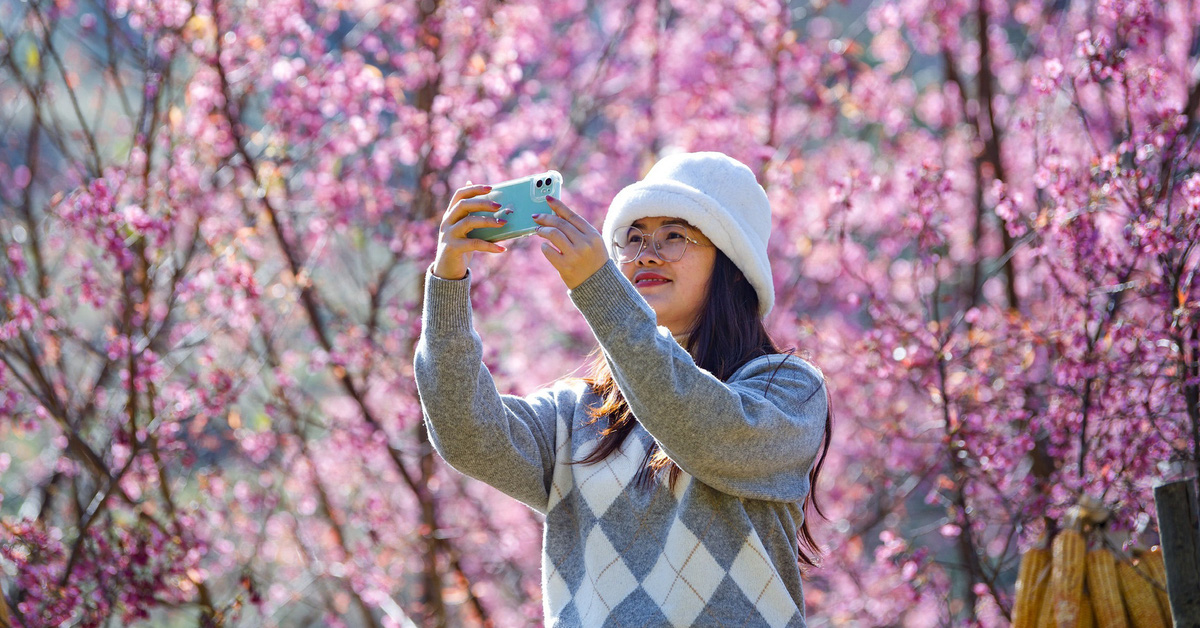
[602,152,775,316]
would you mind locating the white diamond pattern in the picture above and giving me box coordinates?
[728,532,798,628]
[642,518,726,627]
[543,568,572,618]
[670,470,693,500]
[577,436,641,518]
[576,527,640,626]
[546,413,576,511]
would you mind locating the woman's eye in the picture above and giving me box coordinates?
[664,231,685,240]
[627,235,643,245]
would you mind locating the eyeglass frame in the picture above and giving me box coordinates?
[609,223,711,263]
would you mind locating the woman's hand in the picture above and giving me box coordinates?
[432,184,510,280]
[533,196,609,289]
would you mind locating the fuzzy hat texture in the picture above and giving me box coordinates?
[603,151,775,316]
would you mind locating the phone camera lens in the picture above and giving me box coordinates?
[536,179,544,187]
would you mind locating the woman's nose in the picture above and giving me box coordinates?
[636,245,664,264]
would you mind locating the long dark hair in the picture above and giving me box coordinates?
[576,249,834,567]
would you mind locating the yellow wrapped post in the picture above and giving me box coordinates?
[1086,548,1128,628]
[1048,515,1087,628]
[1039,590,1058,628]
[1079,589,1096,628]
[1117,556,1167,628]
[1014,547,1052,628]
[1134,548,1173,627]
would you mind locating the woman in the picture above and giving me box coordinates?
[415,152,831,627]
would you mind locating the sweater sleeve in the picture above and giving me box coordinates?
[568,260,827,502]
[413,268,562,514]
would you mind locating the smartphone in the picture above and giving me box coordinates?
[466,171,563,242]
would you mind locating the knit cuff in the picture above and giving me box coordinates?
[568,260,643,335]
[423,265,473,335]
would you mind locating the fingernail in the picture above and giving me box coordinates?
[546,195,556,202]
[491,201,501,208]
[531,213,542,219]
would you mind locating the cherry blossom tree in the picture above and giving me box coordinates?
[1,0,1197,625]
[796,1,1200,623]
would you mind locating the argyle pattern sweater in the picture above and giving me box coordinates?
[415,260,828,628]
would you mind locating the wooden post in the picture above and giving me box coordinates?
[0,583,10,628]
[1154,478,1200,627]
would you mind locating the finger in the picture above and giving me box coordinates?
[533,225,574,252]
[540,240,565,266]
[545,195,595,234]
[466,238,507,255]
[444,235,508,256]
[449,184,493,208]
[532,213,578,245]
[443,198,501,229]
[449,214,509,238]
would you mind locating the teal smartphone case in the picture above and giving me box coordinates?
[467,171,562,242]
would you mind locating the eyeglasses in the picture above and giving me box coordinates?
[610,224,709,263]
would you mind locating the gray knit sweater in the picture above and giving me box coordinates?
[414,260,827,628]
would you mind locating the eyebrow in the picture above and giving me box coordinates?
[631,218,689,229]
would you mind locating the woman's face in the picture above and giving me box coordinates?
[616,216,717,336]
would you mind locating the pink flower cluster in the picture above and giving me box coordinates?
[1,516,205,626]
